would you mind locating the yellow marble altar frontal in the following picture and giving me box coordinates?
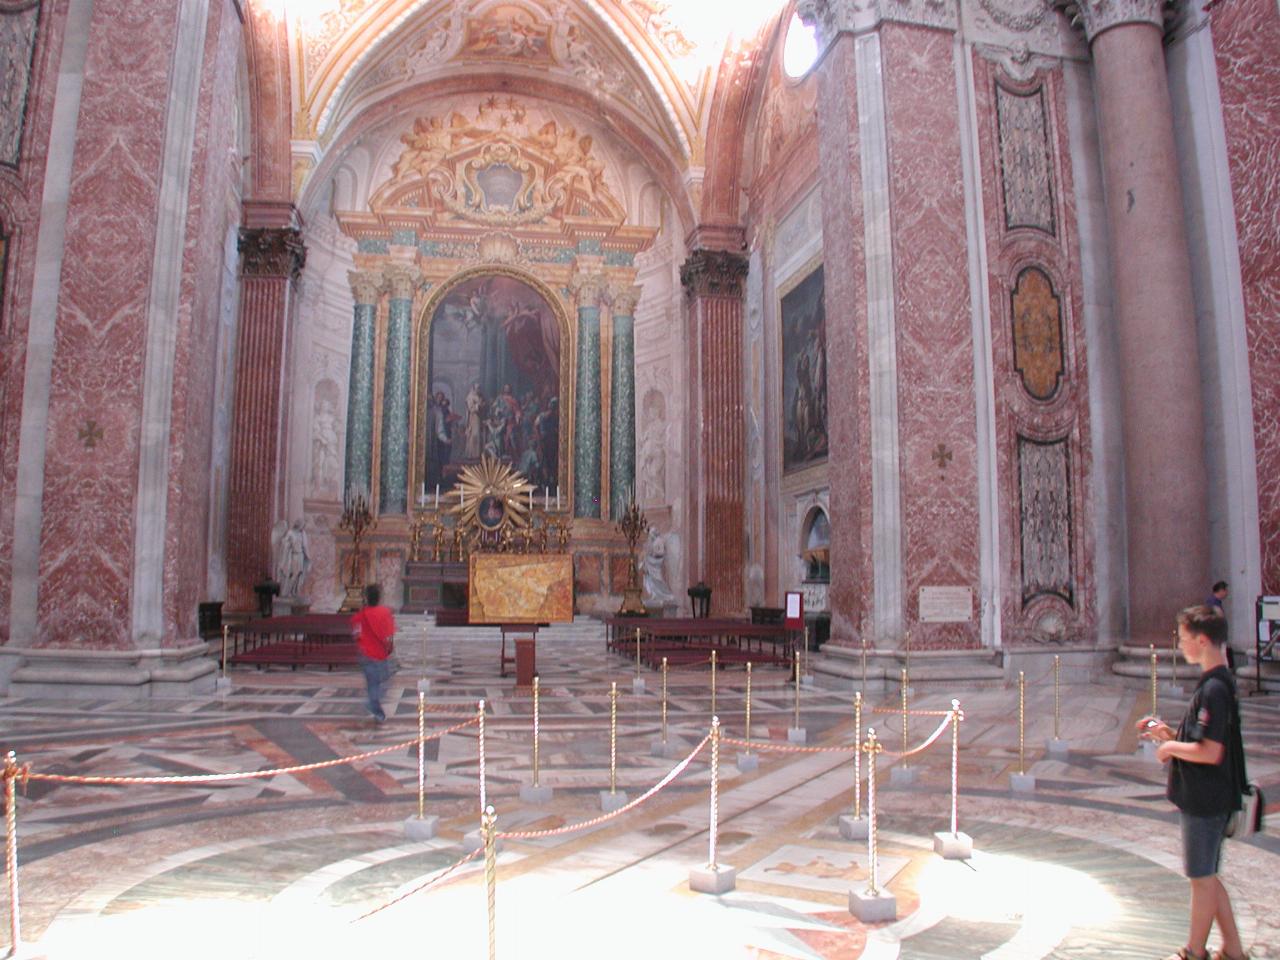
[470,553,574,623]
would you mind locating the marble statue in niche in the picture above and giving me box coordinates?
[421,272,562,493]
[1018,436,1073,606]
[273,519,312,598]
[310,381,342,497]
[0,1,40,168]
[781,264,828,472]
[642,528,677,607]
[639,386,668,504]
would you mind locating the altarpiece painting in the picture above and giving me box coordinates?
[418,271,565,495]
[781,263,828,472]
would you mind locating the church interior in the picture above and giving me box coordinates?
[1,0,1279,956]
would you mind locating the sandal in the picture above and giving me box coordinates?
[1209,951,1249,960]
[1165,950,1206,960]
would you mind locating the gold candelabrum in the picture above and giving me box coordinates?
[616,489,649,616]
[339,486,375,612]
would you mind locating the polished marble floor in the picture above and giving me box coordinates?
[1,619,1277,959]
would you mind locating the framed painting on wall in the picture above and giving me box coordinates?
[780,262,828,473]
[416,269,570,498]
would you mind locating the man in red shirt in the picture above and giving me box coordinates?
[351,583,396,723]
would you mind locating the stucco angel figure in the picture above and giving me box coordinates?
[642,528,679,607]
[272,519,311,598]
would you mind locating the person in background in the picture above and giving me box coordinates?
[1206,581,1228,612]
[351,583,395,724]
[1138,606,1247,960]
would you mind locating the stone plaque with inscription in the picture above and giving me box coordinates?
[470,553,574,624]
[918,586,973,623]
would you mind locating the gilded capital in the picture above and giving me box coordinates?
[571,271,608,310]
[383,263,422,301]
[680,249,749,300]
[611,284,643,317]
[238,227,306,280]
[798,0,958,44]
[347,270,384,306]
[1056,0,1166,42]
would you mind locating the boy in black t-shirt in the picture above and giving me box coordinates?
[1138,605,1247,960]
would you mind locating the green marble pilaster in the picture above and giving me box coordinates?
[575,305,602,518]
[609,312,636,520]
[344,272,381,498]
[379,295,413,514]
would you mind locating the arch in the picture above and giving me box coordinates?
[410,264,574,505]
[799,504,830,582]
[242,1,294,205]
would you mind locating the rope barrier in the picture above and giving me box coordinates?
[868,706,954,717]
[496,735,711,840]
[352,846,483,921]
[721,714,951,760]
[24,717,480,787]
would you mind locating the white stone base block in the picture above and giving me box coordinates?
[403,815,439,840]
[632,677,646,695]
[650,738,677,758]
[736,752,759,773]
[838,815,869,841]
[787,727,807,744]
[417,678,431,695]
[462,829,503,853]
[600,790,629,812]
[801,674,815,688]
[890,765,917,787]
[1046,738,1069,759]
[849,887,897,922]
[520,783,553,804]
[1010,772,1036,793]
[689,864,737,894]
[215,675,232,693]
[933,830,972,859]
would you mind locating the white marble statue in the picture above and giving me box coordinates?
[273,519,311,598]
[642,529,677,607]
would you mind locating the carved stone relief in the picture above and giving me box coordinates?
[996,83,1056,235]
[0,0,40,168]
[310,379,343,498]
[638,377,670,505]
[1018,435,1073,606]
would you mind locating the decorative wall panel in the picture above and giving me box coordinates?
[1018,435,1073,606]
[1010,266,1064,401]
[0,0,39,168]
[996,83,1055,234]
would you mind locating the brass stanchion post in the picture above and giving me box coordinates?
[1053,655,1061,741]
[478,699,487,815]
[802,626,810,685]
[483,804,497,960]
[738,662,758,772]
[610,681,618,795]
[848,727,894,921]
[533,676,541,788]
[635,626,641,680]
[1018,672,1025,775]
[661,657,668,743]
[900,667,909,765]
[221,623,229,678]
[854,691,863,819]
[860,637,868,695]
[1171,627,1179,688]
[788,649,806,743]
[932,700,972,859]
[690,716,736,893]
[1149,644,1159,716]
[710,649,717,719]
[745,662,753,744]
[520,676,552,804]
[417,692,426,819]
[4,752,22,957]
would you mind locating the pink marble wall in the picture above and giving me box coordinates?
[882,25,979,649]
[1213,0,1280,594]
[35,0,183,648]
[0,0,69,643]
[811,34,872,644]
[162,0,244,643]
[971,57,1097,646]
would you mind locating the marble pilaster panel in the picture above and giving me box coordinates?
[378,265,419,515]
[574,288,603,520]
[1090,21,1208,643]
[680,249,749,614]
[343,271,380,503]
[225,226,305,612]
[608,286,640,521]
[1210,0,1280,594]
[881,24,980,648]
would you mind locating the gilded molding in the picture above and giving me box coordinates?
[238,227,306,279]
[680,249,749,299]
[347,269,384,305]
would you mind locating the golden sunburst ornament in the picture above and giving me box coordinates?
[452,454,535,532]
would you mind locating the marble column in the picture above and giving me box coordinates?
[1078,1,1209,644]
[379,265,419,515]
[681,249,749,615]
[344,270,381,504]
[573,273,606,519]
[609,285,641,520]
[226,225,306,611]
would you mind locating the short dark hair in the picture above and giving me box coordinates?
[1212,580,1228,593]
[1176,604,1228,646]
[363,583,382,607]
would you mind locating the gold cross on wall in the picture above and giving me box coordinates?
[79,419,104,449]
[931,442,952,470]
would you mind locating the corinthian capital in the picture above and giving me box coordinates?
[570,271,608,309]
[1056,0,1166,42]
[238,227,306,279]
[680,249,749,299]
[383,263,422,301]
[798,0,959,43]
[610,284,643,317]
[347,270,384,306]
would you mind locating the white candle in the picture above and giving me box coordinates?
[420,482,426,502]
[544,487,549,510]
[528,489,533,511]
[556,486,561,510]
[435,484,440,508]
